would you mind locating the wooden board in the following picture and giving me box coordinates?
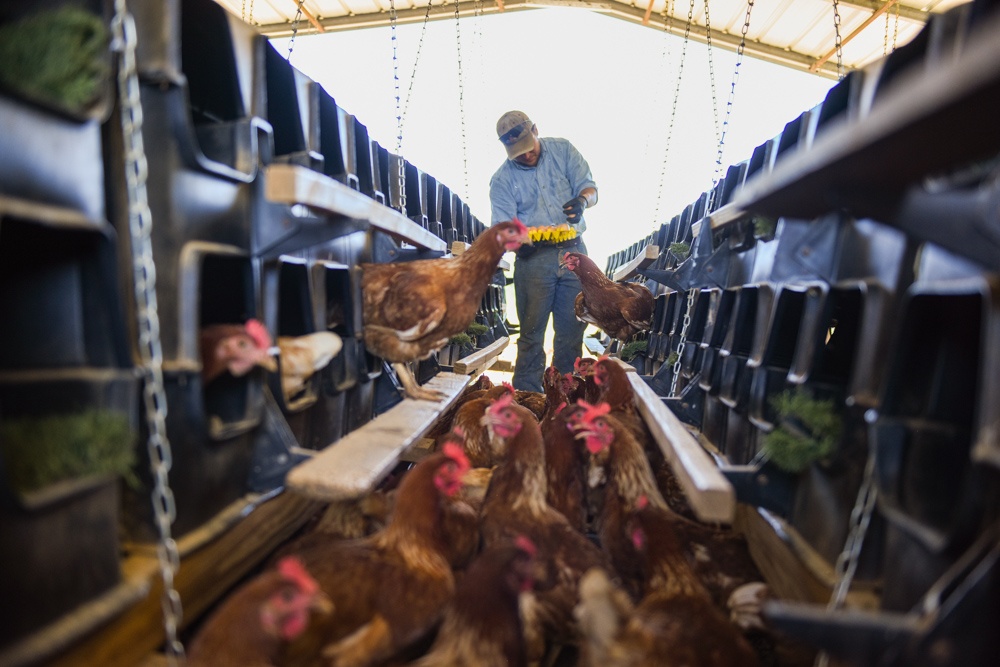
[624,365,736,523]
[584,336,607,356]
[46,491,323,667]
[264,164,446,252]
[691,202,747,236]
[453,337,509,376]
[285,372,471,501]
[735,505,879,609]
[611,244,659,283]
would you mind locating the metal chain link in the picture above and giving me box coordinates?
[883,4,890,56]
[653,0,695,225]
[401,0,435,145]
[832,0,845,80]
[110,1,184,662]
[814,453,878,667]
[669,289,696,397]
[454,0,470,198]
[287,0,305,60]
[709,0,754,211]
[389,0,407,215]
[703,0,721,152]
[892,2,899,53]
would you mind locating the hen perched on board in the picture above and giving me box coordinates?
[361,220,530,401]
[275,444,472,667]
[560,251,653,342]
[187,556,332,667]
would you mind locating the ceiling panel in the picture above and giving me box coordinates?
[214,0,966,78]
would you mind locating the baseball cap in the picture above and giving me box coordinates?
[496,110,535,159]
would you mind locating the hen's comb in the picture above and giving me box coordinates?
[448,425,466,441]
[278,556,318,595]
[637,494,649,510]
[442,441,471,473]
[511,217,529,234]
[491,393,516,412]
[631,526,646,551]
[501,381,515,393]
[581,401,612,424]
[514,534,537,557]
[244,319,273,351]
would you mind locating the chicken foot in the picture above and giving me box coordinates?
[393,362,445,402]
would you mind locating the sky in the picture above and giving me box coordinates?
[272,7,834,270]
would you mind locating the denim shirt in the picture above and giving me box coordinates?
[489,137,597,235]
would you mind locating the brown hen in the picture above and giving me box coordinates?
[575,502,758,667]
[560,252,653,342]
[360,220,530,401]
[187,556,332,667]
[408,536,540,667]
[478,394,614,660]
[275,444,472,667]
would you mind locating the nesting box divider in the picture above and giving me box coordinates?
[748,285,809,430]
[0,199,139,655]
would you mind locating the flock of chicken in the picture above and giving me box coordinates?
[186,356,809,667]
[197,219,657,407]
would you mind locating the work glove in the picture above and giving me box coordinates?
[562,195,587,224]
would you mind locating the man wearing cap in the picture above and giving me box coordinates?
[489,110,598,392]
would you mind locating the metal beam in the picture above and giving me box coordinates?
[255,0,849,79]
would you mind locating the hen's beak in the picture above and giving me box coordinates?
[311,591,335,616]
[257,351,278,373]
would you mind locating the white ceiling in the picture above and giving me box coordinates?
[214,0,967,78]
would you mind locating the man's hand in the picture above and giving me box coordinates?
[562,195,587,223]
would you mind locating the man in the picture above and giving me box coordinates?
[489,110,598,392]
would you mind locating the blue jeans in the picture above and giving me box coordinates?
[512,242,588,392]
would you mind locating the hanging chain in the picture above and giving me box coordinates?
[883,3,890,56]
[703,0,721,151]
[670,289,696,397]
[891,1,899,53]
[653,0,694,225]
[454,0,470,198]
[832,0,845,80]
[814,453,878,667]
[242,0,256,24]
[709,0,753,212]
[111,1,185,662]
[401,0,435,143]
[287,0,305,60]
[389,0,407,215]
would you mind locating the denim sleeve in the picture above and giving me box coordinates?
[565,142,597,198]
[489,171,518,224]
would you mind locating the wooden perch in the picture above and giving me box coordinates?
[264,164,446,251]
[616,361,736,523]
[611,244,659,282]
[692,202,747,236]
[453,336,509,375]
[285,372,471,501]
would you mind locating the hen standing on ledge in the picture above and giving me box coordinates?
[360,219,530,401]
